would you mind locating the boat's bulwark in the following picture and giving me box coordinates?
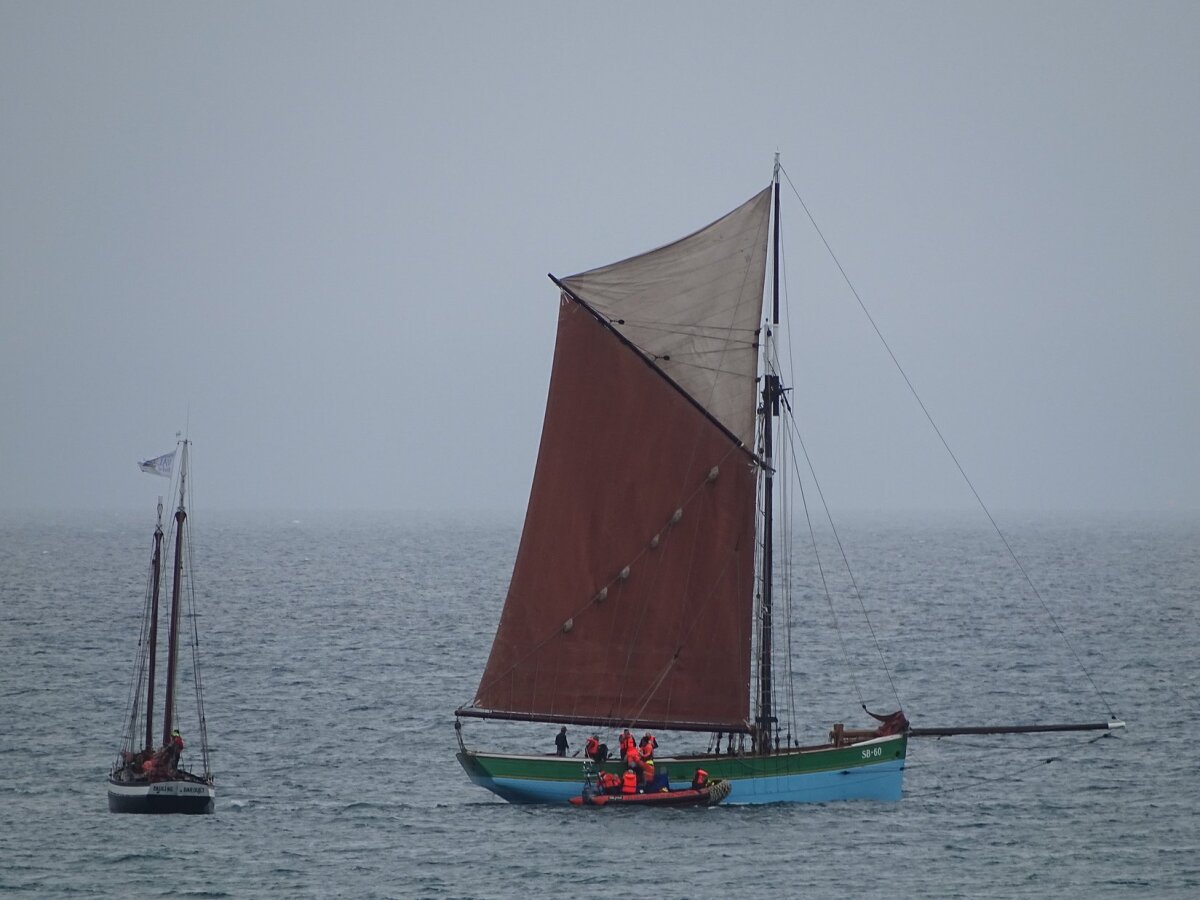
[107,777,216,815]
[458,733,906,805]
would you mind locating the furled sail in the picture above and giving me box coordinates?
[462,190,771,732]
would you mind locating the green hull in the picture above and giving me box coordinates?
[458,733,907,805]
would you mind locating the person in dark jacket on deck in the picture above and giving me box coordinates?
[554,726,569,756]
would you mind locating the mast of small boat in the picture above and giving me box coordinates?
[161,439,188,745]
[756,154,783,750]
[143,498,165,752]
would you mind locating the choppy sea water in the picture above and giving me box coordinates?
[0,508,1196,898]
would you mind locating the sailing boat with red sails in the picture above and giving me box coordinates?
[454,157,1122,805]
[108,439,214,814]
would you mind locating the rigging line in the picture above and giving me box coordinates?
[783,402,904,712]
[789,410,865,710]
[615,327,760,350]
[768,336,806,739]
[180,461,210,774]
[611,318,760,336]
[119,559,156,757]
[772,238,880,712]
[654,344,761,360]
[779,424,800,740]
[663,359,759,379]
[779,164,1116,722]
[184,518,210,775]
[768,200,796,744]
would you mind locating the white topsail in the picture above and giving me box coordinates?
[561,187,772,448]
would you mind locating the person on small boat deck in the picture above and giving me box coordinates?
[639,732,657,759]
[584,734,608,762]
[168,729,184,769]
[621,768,638,795]
[619,729,634,760]
[624,745,645,787]
[554,726,569,757]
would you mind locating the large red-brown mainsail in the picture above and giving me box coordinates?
[463,189,771,732]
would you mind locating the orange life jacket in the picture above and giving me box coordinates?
[639,734,655,758]
[585,737,599,757]
[621,770,638,794]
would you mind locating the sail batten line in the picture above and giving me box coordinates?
[616,320,760,336]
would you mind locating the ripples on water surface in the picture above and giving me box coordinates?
[0,509,1196,897]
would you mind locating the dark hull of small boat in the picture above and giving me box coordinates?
[107,777,215,815]
[570,779,731,808]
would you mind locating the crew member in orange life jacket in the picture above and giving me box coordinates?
[641,757,658,791]
[621,768,638,794]
[585,734,600,761]
[624,745,644,788]
[639,732,657,760]
[619,729,634,760]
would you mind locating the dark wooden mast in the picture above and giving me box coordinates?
[144,501,164,751]
[756,155,782,751]
[161,440,187,745]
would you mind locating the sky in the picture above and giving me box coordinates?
[1,1,1197,514]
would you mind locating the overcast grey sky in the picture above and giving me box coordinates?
[2,1,1196,513]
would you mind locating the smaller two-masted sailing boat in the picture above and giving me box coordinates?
[108,438,214,814]
[453,157,1121,805]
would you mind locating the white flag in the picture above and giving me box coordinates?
[138,451,175,478]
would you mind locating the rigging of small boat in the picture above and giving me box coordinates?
[108,438,214,814]
[454,156,1123,805]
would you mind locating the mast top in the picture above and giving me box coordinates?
[175,438,190,514]
[773,151,780,183]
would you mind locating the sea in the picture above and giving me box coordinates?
[1,508,1196,898]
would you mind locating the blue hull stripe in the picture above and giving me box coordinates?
[469,758,905,805]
